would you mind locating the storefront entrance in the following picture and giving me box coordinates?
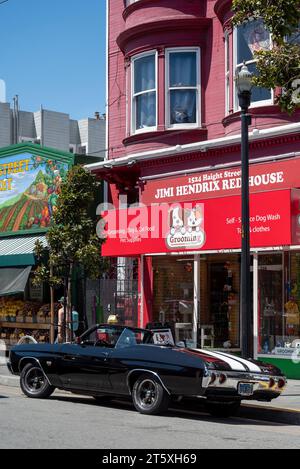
[200,254,241,350]
[152,253,244,350]
[152,256,194,346]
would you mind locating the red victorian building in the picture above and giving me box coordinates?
[87,0,300,378]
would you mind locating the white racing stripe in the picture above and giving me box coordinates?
[216,351,262,373]
[193,349,246,371]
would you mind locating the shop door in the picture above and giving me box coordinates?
[258,254,283,354]
[152,256,195,347]
[200,254,252,351]
[57,330,113,391]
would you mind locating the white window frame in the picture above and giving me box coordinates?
[165,47,201,130]
[233,26,273,111]
[225,30,230,115]
[131,50,158,135]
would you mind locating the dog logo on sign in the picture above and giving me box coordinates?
[166,204,205,249]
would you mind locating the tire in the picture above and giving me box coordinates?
[93,395,113,404]
[205,400,241,418]
[20,363,55,399]
[132,373,169,415]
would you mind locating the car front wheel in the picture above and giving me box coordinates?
[132,374,169,415]
[20,363,55,399]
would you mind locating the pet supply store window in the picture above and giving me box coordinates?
[152,256,195,347]
[152,253,245,350]
[199,254,242,351]
[257,252,300,357]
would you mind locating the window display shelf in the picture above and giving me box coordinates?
[0,321,50,330]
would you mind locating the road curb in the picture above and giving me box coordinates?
[240,404,300,425]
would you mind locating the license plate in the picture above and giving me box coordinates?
[238,382,254,396]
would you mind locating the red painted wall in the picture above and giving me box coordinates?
[108,0,300,164]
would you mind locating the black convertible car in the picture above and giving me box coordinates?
[8,324,286,417]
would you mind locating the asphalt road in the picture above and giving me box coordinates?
[0,384,300,449]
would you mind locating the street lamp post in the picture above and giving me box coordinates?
[236,63,253,359]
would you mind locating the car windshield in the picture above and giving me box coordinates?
[115,328,153,349]
[80,326,123,348]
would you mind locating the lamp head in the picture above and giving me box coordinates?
[236,62,253,111]
[236,62,253,94]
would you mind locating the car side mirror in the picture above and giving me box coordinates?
[75,337,82,345]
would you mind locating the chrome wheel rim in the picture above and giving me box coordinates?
[24,368,46,393]
[136,379,158,409]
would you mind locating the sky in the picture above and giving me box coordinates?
[0,0,106,120]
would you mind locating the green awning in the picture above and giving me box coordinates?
[0,235,47,267]
[0,266,32,296]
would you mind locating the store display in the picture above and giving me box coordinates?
[0,297,57,347]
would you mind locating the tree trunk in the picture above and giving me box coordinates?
[50,264,55,344]
[67,262,73,342]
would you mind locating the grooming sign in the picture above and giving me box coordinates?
[100,190,298,256]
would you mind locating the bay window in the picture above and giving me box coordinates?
[131,52,157,134]
[234,19,272,110]
[166,48,200,128]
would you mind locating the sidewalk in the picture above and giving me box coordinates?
[0,359,299,423]
[240,380,300,425]
[0,362,19,387]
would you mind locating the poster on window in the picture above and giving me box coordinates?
[241,20,270,54]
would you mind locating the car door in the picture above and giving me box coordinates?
[57,325,123,391]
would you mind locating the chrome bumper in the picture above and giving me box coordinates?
[202,371,286,395]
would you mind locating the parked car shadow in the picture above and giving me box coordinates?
[47,392,289,427]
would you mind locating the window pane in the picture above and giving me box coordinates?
[237,20,270,64]
[134,55,155,94]
[135,91,156,129]
[258,254,283,354]
[170,90,196,124]
[258,252,300,357]
[169,52,197,87]
[248,62,271,102]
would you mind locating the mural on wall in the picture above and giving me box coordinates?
[0,153,68,233]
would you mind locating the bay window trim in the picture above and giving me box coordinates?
[131,50,158,135]
[165,47,201,130]
[225,30,230,115]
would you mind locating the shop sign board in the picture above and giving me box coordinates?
[29,277,43,302]
[0,153,68,234]
[141,157,300,205]
[101,189,294,256]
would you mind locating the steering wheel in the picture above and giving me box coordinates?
[94,339,110,347]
